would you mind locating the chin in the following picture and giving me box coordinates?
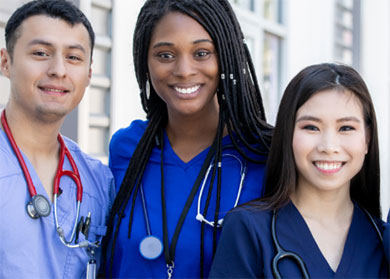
[36,107,68,122]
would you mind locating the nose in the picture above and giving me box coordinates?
[172,55,197,78]
[316,130,341,154]
[47,55,67,78]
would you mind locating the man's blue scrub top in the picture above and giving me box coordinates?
[0,129,115,278]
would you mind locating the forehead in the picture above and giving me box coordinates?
[15,15,91,52]
[297,89,364,119]
[150,11,212,43]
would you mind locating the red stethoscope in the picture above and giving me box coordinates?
[1,109,99,278]
[1,109,87,242]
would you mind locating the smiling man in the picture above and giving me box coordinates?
[0,1,114,278]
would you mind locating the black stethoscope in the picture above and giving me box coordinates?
[138,137,247,278]
[138,152,247,260]
[271,206,383,278]
[1,110,99,279]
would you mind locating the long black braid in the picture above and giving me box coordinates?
[101,0,273,277]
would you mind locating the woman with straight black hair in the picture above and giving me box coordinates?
[209,63,389,278]
[100,0,272,278]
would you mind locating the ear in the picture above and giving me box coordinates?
[365,127,370,155]
[0,48,11,78]
[86,59,93,87]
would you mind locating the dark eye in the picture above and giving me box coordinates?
[339,126,355,132]
[33,51,49,57]
[68,55,82,61]
[195,50,210,58]
[303,125,319,131]
[157,52,174,59]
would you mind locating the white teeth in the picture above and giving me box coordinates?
[42,88,66,93]
[315,162,342,171]
[174,85,200,94]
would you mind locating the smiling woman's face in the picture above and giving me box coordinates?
[147,12,219,119]
[292,89,368,194]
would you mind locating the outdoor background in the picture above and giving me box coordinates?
[0,0,389,217]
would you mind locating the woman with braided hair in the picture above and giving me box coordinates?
[101,0,272,277]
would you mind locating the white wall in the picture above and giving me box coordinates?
[360,0,390,216]
[110,0,146,136]
[285,0,335,83]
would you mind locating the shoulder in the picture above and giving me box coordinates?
[110,119,148,147]
[109,119,148,159]
[0,131,23,179]
[62,136,113,187]
[383,210,390,262]
[224,134,268,163]
[354,203,385,227]
[223,202,272,232]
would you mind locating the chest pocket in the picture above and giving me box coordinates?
[61,192,108,278]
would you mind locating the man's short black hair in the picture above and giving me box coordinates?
[5,0,95,60]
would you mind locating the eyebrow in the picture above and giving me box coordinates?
[27,39,87,54]
[296,115,362,123]
[151,38,214,49]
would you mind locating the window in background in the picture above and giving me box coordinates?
[232,0,255,11]
[334,0,361,69]
[87,0,112,162]
[231,0,285,124]
[263,32,281,122]
[264,0,282,23]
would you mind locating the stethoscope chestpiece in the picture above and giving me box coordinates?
[26,194,51,219]
[139,235,163,260]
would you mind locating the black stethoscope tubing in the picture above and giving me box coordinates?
[160,133,217,275]
[271,206,383,278]
[271,209,309,279]
[138,143,246,262]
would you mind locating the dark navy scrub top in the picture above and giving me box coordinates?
[209,201,389,278]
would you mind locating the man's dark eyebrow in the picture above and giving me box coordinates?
[68,44,87,54]
[27,39,53,48]
[27,39,87,54]
[151,39,214,49]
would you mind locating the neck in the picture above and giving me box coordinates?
[166,98,226,162]
[3,107,63,158]
[290,183,353,222]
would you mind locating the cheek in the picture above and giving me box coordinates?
[205,58,219,81]
[292,131,310,159]
[73,67,92,87]
[342,136,367,161]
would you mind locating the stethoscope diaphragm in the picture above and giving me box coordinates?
[139,235,163,260]
[26,194,51,219]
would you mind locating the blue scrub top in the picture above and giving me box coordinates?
[106,120,267,278]
[0,129,115,278]
[209,201,389,278]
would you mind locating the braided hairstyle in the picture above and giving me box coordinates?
[102,0,272,276]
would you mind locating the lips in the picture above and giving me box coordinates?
[314,161,344,173]
[39,86,69,95]
[173,85,201,94]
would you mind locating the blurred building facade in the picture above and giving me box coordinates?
[0,0,389,214]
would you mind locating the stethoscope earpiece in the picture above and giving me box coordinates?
[26,194,51,219]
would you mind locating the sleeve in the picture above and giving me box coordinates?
[209,209,263,278]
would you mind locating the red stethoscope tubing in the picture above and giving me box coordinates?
[1,109,83,202]
[55,135,83,201]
